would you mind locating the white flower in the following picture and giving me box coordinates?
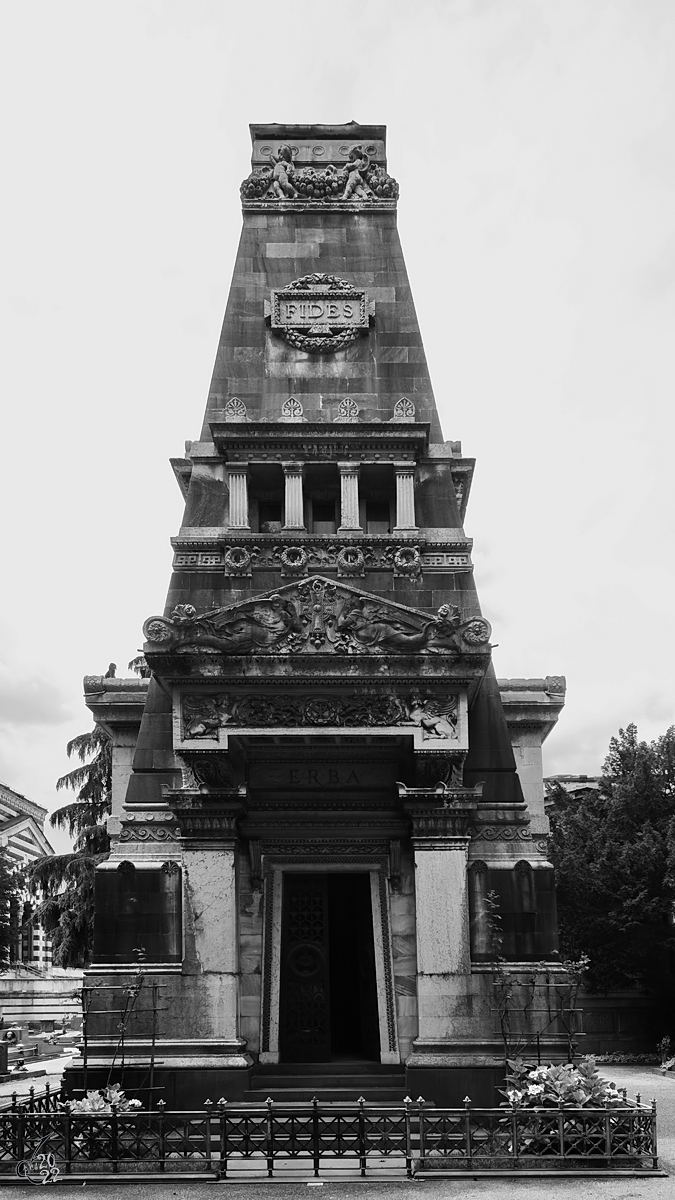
[527,1084,545,1096]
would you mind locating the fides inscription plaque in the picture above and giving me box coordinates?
[271,292,368,330]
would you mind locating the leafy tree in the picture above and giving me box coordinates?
[29,727,112,967]
[548,723,675,1003]
[0,847,20,968]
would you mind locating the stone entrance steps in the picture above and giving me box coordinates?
[245,1061,407,1104]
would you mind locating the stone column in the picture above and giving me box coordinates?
[227,463,250,531]
[337,462,362,532]
[282,461,306,531]
[393,462,417,532]
[402,786,478,1046]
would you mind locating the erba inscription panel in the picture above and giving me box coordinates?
[248,762,399,791]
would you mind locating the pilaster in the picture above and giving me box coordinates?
[226,463,250,531]
[393,462,417,533]
[337,461,361,532]
[282,461,306,531]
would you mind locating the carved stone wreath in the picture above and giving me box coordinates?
[336,546,365,577]
[279,546,309,575]
[223,547,252,575]
[392,546,421,577]
[269,273,371,356]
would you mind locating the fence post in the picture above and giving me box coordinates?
[266,1097,275,1178]
[404,1096,413,1178]
[11,1091,17,1114]
[604,1106,612,1166]
[45,1082,51,1113]
[651,1098,658,1171]
[463,1096,473,1169]
[217,1098,227,1180]
[312,1096,320,1179]
[15,1103,24,1168]
[63,1108,72,1175]
[204,1099,213,1173]
[558,1098,565,1163]
[417,1097,426,1171]
[510,1100,519,1168]
[28,1086,35,1113]
[358,1096,367,1177]
[111,1101,119,1173]
[157,1099,166,1171]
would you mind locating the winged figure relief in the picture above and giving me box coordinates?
[404,693,459,740]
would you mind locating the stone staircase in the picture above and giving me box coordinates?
[245,1061,407,1104]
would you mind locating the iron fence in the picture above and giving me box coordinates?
[0,1084,63,1113]
[0,1096,659,1179]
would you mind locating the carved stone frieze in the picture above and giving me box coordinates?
[144,576,492,660]
[170,542,473,575]
[472,825,532,843]
[164,788,247,840]
[119,825,178,843]
[180,690,460,740]
[406,805,475,839]
[241,146,399,205]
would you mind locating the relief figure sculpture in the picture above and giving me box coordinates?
[335,595,437,652]
[270,144,297,198]
[404,693,459,739]
[342,145,371,200]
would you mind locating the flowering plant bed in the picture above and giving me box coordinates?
[418,1058,658,1171]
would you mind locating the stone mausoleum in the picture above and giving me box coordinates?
[75,124,568,1108]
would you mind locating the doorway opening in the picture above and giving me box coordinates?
[279,872,380,1063]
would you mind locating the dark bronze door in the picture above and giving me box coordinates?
[279,874,331,1062]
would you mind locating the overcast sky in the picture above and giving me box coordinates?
[1,0,673,852]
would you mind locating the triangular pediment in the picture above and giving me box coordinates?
[143,575,491,658]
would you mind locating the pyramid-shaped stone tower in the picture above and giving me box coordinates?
[77,124,567,1108]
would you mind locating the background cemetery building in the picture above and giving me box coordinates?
[0,782,54,970]
[73,123,569,1108]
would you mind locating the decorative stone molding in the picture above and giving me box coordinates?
[164,787,247,841]
[241,146,399,205]
[143,577,492,660]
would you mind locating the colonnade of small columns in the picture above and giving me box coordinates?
[226,460,417,534]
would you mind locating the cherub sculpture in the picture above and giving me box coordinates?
[342,144,371,200]
[270,144,297,199]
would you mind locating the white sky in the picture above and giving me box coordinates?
[1,0,673,853]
